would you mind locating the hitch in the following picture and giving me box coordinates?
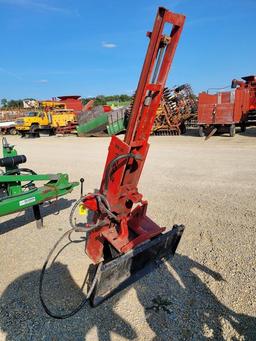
[0,138,78,226]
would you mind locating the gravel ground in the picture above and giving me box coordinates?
[0,129,255,341]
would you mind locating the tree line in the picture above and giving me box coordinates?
[82,94,132,106]
[1,94,133,109]
[1,98,26,109]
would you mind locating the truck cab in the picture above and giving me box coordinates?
[15,111,49,135]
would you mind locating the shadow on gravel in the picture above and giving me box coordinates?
[0,262,137,341]
[135,254,256,340]
[0,255,255,341]
[0,198,75,235]
[183,126,256,138]
[238,126,256,137]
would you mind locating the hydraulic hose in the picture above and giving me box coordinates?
[40,153,142,318]
[39,228,102,319]
[40,189,119,319]
[69,192,119,231]
[103,153,142,193]
[3,167,37,189]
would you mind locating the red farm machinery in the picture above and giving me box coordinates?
[198,75,256,137]
[40,7,186,318]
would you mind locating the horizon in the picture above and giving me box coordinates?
[0,0,255,100]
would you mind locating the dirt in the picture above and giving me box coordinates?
[0,129,255,341]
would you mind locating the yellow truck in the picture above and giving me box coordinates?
[15,102,77,137]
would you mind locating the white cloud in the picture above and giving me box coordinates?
[0,0,74,14]
[102,42,117,49]
[36,79,48,83]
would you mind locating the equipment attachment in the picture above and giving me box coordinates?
[0,138,78,226]
[90,225,184,306]
[82,6,186,306]
[41,6,186,318]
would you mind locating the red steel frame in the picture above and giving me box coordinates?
[85,7,185,263]
[198,76,256,126]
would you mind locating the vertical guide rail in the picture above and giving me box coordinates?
[124,8,185,145]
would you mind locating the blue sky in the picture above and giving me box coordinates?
[0,0,255,100]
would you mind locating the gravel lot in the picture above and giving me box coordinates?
[0,129,255,341]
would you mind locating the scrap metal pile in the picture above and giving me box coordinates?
[152,84,198,135]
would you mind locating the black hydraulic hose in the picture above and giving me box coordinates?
[103,153,142,193]
[3,167,36,177]
[40,154,142,318]
[40,154,141,318]
[69,192,119,231]
[69,154,142,229]
[69,195,110,231]
[97,194,118,221]
[3,167,37,189]
[39,228,102,319]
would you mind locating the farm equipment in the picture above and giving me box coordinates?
[198,75,256,137]
[55,121,78,136]
[107,106,129,136]
[153,84,197,135]
[0,121,17,135]
[40,7,186,317]
[57,96,83,111]
[77,105,112,136]
[107,84,197,137]
[0,109,28,135]
[0,137,78,227]
[235,76,256,126]
[15,100,77,137]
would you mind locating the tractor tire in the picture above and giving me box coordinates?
[49,129,55,136]
[180,123,187,134]
[229,124,236,137]
[30,124,40,138]
[9,127,17,135]
[198,126,205,137]
[240,122,246,133]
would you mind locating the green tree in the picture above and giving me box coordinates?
[81,94,133,108]
[1,98,8,108]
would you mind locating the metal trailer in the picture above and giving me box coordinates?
[107,106,129,136]
[198,75,256,137]
[77,105,112,137]
[77,113,109,136]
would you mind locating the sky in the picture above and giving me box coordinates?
[0,0,255,100]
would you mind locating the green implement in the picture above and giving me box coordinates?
[77,113,108,136]
[107,118,126,136]
[0,137,78,226]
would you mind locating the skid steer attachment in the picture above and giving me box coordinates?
[40,7,186,318]
[80,7,186,306]
[90,225,184,306]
